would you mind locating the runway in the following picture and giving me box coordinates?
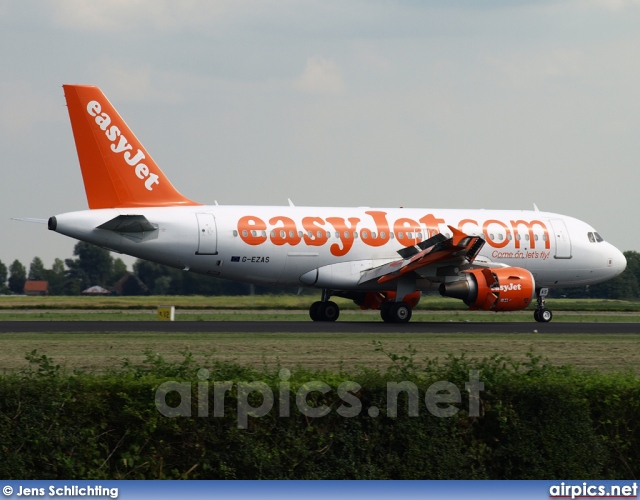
[1,321,639,334]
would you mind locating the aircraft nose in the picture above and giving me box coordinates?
[610,245,627,277]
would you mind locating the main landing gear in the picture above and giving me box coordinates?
[534,288,553,323]
[309,290,415,323]
[309,290,340,322]
[380,301,412,323]
[309,300,340,322]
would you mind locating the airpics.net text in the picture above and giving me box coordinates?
[155,369,484,429]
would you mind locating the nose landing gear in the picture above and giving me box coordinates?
[534,288,553,323]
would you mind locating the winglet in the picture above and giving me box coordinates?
[448,225,469,246]
[63,85,200,209]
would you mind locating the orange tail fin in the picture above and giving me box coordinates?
[63,84,200,209]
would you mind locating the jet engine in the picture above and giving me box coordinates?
[439,267,535,312]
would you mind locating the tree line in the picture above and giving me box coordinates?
[1,242,639,299]
[0,242,290,296]
[552,249,640,299]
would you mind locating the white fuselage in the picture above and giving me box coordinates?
[51,205,627,291]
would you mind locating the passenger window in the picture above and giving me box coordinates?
[242,230,248,237]
[534,235,538,241]
[372,232,377,238]
[344,231,350,239]
[233,230,238,237]
[362,230,369,239]
[398,232,404,239]
[525,234,530,241]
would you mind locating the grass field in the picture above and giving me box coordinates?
[1,295,640,323]
[1,331,639,374]
[2,294,640,312]
[1,295,639,375]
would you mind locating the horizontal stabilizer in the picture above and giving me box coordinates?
[97,215,157,233]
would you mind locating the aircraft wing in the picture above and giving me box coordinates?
[358,225,486,285]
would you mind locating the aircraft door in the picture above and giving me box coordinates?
[549,219,572,259]
[196,213,218,255]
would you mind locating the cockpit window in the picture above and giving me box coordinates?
[588,232,604,243]
[588,232,596,243]
[594,232,604,242]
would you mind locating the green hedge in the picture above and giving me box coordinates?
[0,349,638,479]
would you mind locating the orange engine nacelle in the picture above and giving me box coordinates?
[439,267,535,312]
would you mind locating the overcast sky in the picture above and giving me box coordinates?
[2,0,639,271]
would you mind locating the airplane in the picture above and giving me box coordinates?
[44,84,626,323]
